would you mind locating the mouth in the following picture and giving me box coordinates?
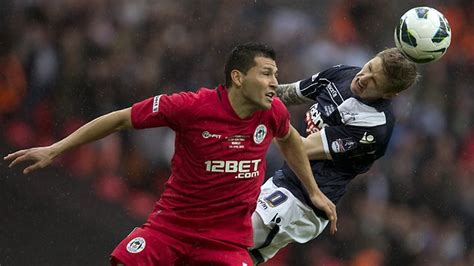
[356,78,364,93]
[265,92,275,102]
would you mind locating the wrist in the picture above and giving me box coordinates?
[308,188,323,199]
[49,143,63,158]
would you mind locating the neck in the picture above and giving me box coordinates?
[228,87,256,119]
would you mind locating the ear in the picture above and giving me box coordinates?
[383,92,398,99]
[231,69,244,87]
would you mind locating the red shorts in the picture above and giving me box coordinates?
[110,225,252,266]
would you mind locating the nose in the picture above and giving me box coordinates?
[269,75,278,88]
[359,74,370,86]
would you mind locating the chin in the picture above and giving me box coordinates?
[349,82,356,94]
[266,99,274,107]
[350,85,360,96]
[260,102,272,110]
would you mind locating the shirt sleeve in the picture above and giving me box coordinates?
[131,92,196,130]
[321,125,383,163]
[296,65,358,101]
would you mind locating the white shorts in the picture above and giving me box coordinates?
[250,177,328,263]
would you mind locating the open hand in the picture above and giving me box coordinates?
[4,146,56,174]
[310,192,338,234]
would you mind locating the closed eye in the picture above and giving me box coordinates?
[368,63,377,87]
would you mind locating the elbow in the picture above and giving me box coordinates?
[113,108,133,131]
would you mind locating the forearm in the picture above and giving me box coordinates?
[302,131,332,161]
[276,127,321,196]
[278,129,338,233]
[276,83,311,106]
[51,108,132,157]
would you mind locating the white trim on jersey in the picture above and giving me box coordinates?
[320,128,331,157]
[296,81,317,101]
[318,78,344,106]
[337,98,386,127]
[294,81,305,99]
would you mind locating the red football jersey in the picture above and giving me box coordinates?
[131,85,290,247]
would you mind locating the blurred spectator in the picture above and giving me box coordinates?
[0,27,27,115]
[3,1,473,265]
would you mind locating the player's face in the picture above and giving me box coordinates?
[240,56,278,110]
[350,56,393,101]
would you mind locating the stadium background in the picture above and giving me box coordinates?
[1,0,473,265]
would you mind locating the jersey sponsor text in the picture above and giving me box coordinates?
[205,159,261,179]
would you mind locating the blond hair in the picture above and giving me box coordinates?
[377,48,420,94]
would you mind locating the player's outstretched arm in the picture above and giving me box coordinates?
[275,126,338,234]
[302,131,333,161]
[276,83,311,106]
[4,108,133,174]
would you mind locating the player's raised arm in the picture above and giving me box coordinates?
[275,83,311,106]
[4,107,133,174]
[302,131,333,161]
[275,125,337,234]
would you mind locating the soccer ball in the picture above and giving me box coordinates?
[394,7,451,63]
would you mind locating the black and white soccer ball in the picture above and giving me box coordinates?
[394,7,451,64]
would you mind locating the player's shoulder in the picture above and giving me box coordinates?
[332,64,361,71]
[271,96,285,108]
[259,97,289,125]
[188,87,216,98]
[318,65,360,79]
[304,65,360,87]
[270,97,288,114]
[171,87,217,103]
[196,86,217,95]
[338,97,393,129]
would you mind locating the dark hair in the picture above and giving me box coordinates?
[377,48,420,94]
[224,43,276,87]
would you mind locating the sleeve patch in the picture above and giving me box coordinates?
[330,138,357,153]
[152,95,162,113]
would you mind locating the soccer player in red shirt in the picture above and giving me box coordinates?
[4,43,337,265]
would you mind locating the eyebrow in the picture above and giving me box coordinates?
[262,66,278,73]
[262,65,277,70]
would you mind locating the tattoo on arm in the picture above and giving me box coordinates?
[276,83,310,106]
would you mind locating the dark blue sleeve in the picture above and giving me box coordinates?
[298,65,360,100]
[322,124,387,171]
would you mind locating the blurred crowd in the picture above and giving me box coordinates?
[1,0,473,265]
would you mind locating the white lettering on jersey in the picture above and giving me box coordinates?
[324,104,336,116]
[152,95,162,113]
[326,82,338,98]
[338,98,386,127]
[257,198,268,210]
[202,131,222,139]
[226,135,249,149]
[205,159,261,179]
[305,103,328,134]
[319,78,344,105]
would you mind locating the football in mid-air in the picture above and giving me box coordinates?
[394,6,451,63]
